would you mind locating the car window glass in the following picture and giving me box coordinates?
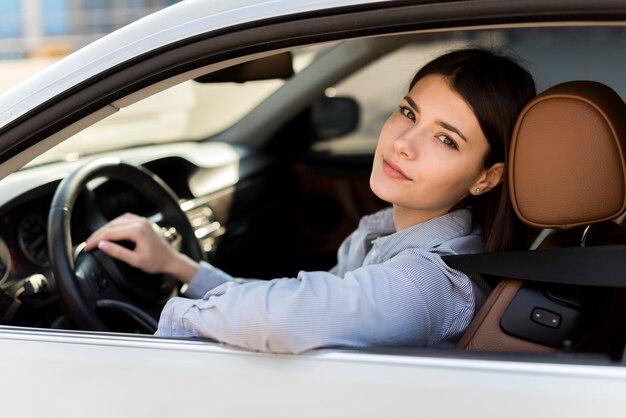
[312,26,626,155]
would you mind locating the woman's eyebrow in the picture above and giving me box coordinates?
[438,121,468,143]
[403,96,419,112]
[403,96,468,143]
[404,96,467,142]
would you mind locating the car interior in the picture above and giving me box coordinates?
[1,22,626,363]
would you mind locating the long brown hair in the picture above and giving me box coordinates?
[410,48,536,252]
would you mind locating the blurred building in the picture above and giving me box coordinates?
[0,0,180,59]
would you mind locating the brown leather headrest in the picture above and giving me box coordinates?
[509,81,626,229]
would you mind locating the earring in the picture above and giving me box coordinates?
[475,188,481,195]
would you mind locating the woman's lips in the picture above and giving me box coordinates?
[382,158,411,180]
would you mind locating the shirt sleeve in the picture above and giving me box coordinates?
[156,250,478,354]
[182,261,260,299]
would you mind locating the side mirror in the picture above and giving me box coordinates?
[310,96,359,140]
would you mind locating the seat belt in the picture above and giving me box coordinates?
[442,245,626,287]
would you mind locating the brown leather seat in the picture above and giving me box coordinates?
[458,80,626,352]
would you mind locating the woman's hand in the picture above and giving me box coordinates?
[84,213,198,283]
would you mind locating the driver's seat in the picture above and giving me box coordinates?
[458,80,626,353]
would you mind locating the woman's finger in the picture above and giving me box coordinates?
[97,240,140,267]
[85,219,151,250]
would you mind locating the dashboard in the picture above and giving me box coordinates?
[0,141,277,330]
[0,195,53,283]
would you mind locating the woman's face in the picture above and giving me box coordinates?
[370,73,497,226]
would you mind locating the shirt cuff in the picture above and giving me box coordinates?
[155,296,199,337]
[182,260,232,299]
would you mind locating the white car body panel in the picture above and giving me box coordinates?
[1,327,625,417]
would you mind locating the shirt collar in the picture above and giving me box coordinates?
[361,208,475,258]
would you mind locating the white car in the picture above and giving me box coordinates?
[0,0,625,416]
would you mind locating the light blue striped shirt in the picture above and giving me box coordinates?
[156,208,490,353]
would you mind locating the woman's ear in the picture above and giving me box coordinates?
[470,162,504,195]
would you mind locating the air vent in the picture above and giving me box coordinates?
[180,199,224,254]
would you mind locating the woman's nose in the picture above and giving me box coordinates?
[393,127,419,159]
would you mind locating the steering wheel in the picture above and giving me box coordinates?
[48,157,204,332]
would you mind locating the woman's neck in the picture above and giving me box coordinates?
[392,205,449,231]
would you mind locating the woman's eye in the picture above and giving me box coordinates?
[399,106,415,121]
[437,134,458,150]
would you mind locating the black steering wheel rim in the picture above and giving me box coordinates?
[48,157,203,331]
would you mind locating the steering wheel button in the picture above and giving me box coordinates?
[89,270,108,291]
[97,276,108,291]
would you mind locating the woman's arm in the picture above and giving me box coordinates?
[156,250,479,354]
